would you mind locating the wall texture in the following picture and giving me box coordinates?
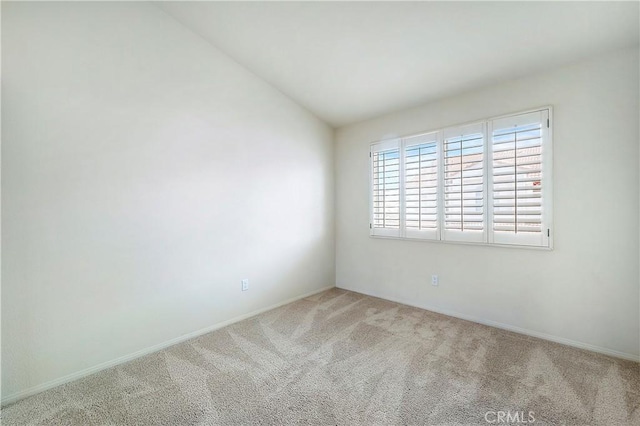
[2,2,334,400]
[335,48,640,360]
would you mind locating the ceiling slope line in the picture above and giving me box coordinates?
[153,2,335,129]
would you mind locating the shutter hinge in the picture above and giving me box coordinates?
[369,223,372,229]
[547,229,550,237]
[369,152,372,158]
[547,119,550,128]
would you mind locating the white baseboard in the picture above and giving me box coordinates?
[1,285,335,407]
[340,286,640,363]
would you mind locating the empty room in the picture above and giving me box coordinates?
[1,1,639,425]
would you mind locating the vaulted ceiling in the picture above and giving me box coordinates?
[158,1,640,127]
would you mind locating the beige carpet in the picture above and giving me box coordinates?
[2,288,639,425]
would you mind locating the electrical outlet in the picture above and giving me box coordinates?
[241,279,249,291]
[431,275,439,286]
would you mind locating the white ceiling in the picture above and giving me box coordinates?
[159,1,640,127]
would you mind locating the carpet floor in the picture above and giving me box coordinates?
[2,288,639,425]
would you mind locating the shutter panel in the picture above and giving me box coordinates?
[371,140,401,237]
[490,110,550,247]
[403,132,439,239]
[442,122,486,243]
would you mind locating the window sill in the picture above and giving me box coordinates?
[369,234,553,251]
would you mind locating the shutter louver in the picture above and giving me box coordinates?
[442,123,486,243]
[490,110,550,247]
[404,133,439,239]
[371,140,401,237]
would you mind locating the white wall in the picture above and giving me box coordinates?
[336,48,640,360]
[2,2,334,400]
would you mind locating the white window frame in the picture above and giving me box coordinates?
[369,106,553,249]
[441,121,487,244]
[370,139,402,238]
[488,109,553,248]
[403,131,441,241]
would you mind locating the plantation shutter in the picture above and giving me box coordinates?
[442,122,486,243]
[490,110,551,247]
[370,140,401,237]
[403,132,439,240]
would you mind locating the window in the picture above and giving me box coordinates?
[370,139,401,237]
[404,133,439,240]
[489,110,551,247]
[443,122,486,243]
[369,108,553,248]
